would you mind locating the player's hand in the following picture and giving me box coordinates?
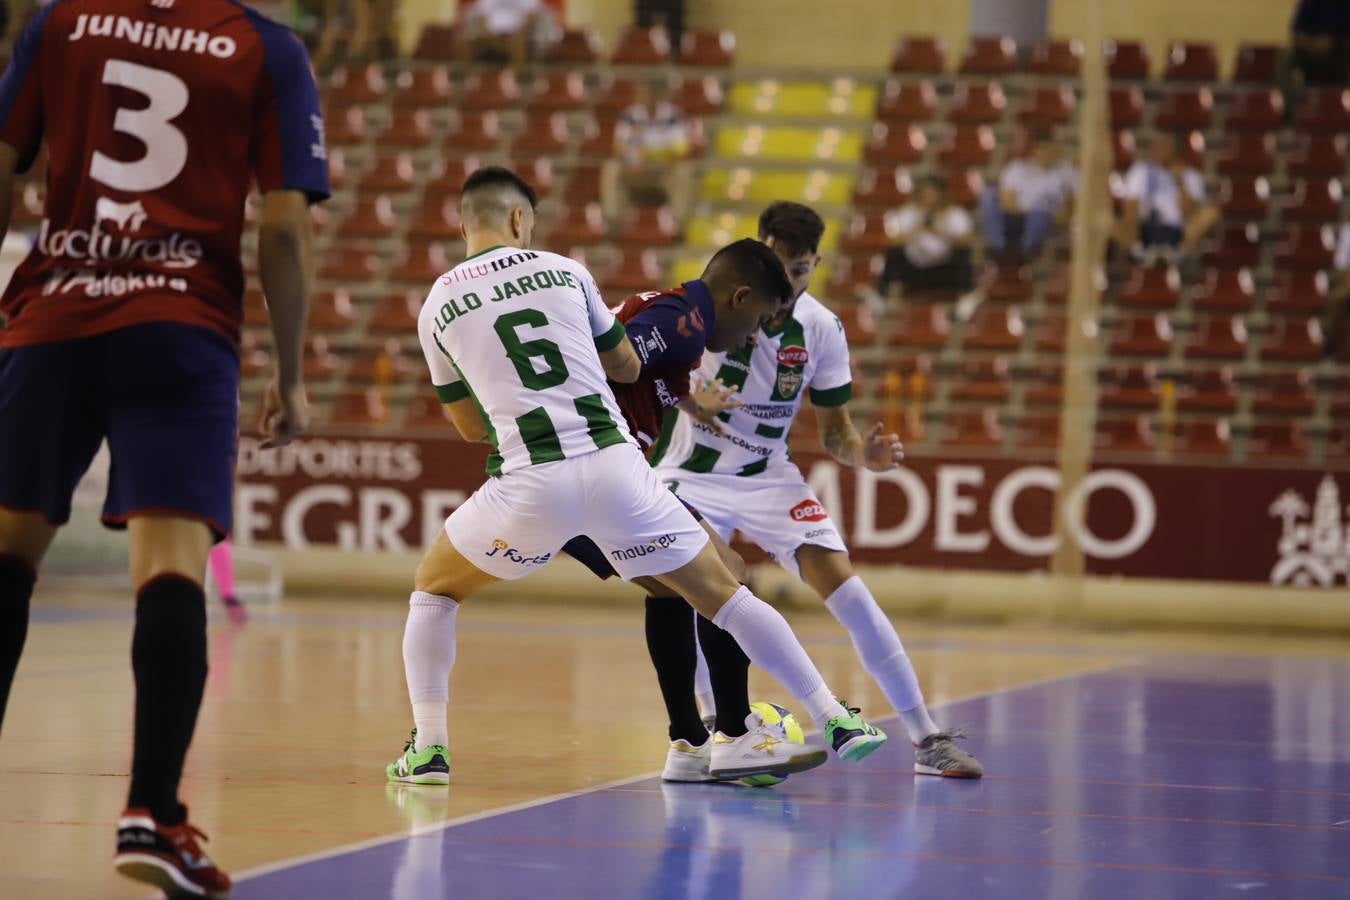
[259,373,309,449]
[861,422,904,471]
[688,377,744,435]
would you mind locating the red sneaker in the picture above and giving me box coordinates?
[114,807,232,898]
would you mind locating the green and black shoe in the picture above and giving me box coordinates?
[824,704,887,763]
[386,729,451,785]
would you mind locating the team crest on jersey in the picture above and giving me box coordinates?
[772,345,807,401]
[775,368,804,399]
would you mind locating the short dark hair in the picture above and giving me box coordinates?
[704,238,793,304]
[460,165,538,210]
[757,201,825,258]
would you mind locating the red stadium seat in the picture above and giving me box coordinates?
[936,125,996,167]
[1215,133,1276,176]
[413,23,457,60]
[564,164,603,205]
[1274,225,1337,270]
[240,331,270,379]
[949,82,1007,124]
[544,203,607,247]
[840,211,891,254]
[579,114,620,158]
[407,194,463,242]
[393,66,453,109]
[960,36,1017,75]
[1162,41,1219,81]
[1095,415,1157,456]
[1279,178,1344,224]
[1233,44,1281,83]
[1015,413,1061,449]
[1247,421,1311,461]
[1201,224,1262,269]
[945,168,985,208]
[1155,88,1214,130]
[948,358,1013,404]
[388,241,455,284]
[1105,40,1151,79]
[876,79,938,122]
[1110,313,1174,357]
[303,337,342,381]
[1176,367,1239,413]
[1177,129,1207,169]
[1033,314,1069,353]
[611,26,672,65]
[325,106,369,146]
[1186,316,1250,360]
[674,76,724,116]
[308,289,361,332]
[865,122,927,165]
[445,111,502,153]
[358,153,419,194]
[547,28,602,65]
[527,71,586,113]
[318,246,382,283]
[599,249,663,293]
[460,71,521,111]
[595,76,640,114]
[1111,129,1137,172]
[1266,270,1331,316]
[1028,38,1083,76]
[1017,86,1076,127]
[679,29,735,66]
[1190,268,1256,313]
[962,305,1026,351]
[338,195,398,241]
[1261,317,1324,362]
[326,63,388,106]
[940,408,1004,447]
[982,263,1034,303]
[891,35,947,74]
[1252,370,1316,417]
[1109,87,1145,129]
[1024,361,1065,407]
[887,304,950,349]
[852,166,914,210]
[1294,89,1350,134]
[511,112,572,159]
[405,394,453,430]
[1218,176,1270,222]
[1099,364,1162,411]
[1173,419,1232,458]
[382,109,437,149]
[1224,89,1285,132]
[1288,134,1347,178]
[368,290,422,334]
[1116,266,1181,310]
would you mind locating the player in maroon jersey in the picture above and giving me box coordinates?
[0,1,328,895]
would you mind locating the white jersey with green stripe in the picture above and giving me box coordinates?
[417,245,635,477]
[653,291,852,478]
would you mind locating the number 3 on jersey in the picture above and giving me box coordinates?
[494,309,570,390]
[91,59,189,193]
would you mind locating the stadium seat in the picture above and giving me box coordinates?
[1116,266,1181,310]
[1215,133,1276,177]
[1274,225,1336,270]
[1224,89,1285,132]
[940,408,1004,447]
[1218,175,1270,221]
[1155,88,1214,130]
[959,36,1017,75]
[459,71,521,111]
[1233,44,1281,83]
[1278,178,1344,224]
[413,23,457,60]
[388,241,456,284]
[890,35,947,73]
[840,211,890,254]
[1190,267,1256,313]
[962,305,1026,351]
[595,76,641,115]
[1265,270,1330,316]
[1186,316,1249,360]
[564,164,603,205]
[936,125,996,167]
[1260,317,1324,362]
[393,66,453,109]
[1028,38,1083,76]
[1177,129,1207,168]
[382,109,436,149]
[547,28,602,65]
[1247,421,1310,461]
[982,263,1034,303]
[1110,313,1174,357]
[876,79,938,122]
[1098,366,1163,414]
[886,304,950,349]
[1095,415,1157,455]
[1173,419,1232,458]
[1017,86,1076,126]
[239,332,270,379]
[326,63,388,106]
[1015,413,1061,449]
[1252,370,1316,417]
[407,195,463,241]
[330,390,392,428]
[1294,89,1350,133]
[1286,134,1347,178]
[439,157,483,191]
[445,111,502,153]
[852,166,913,210]
[309,290,360,332]
[243,288,269,327]
[1176,367,1238,413]
[528,71,586,113]
[1111,129,1137,172]
[949,82,1007,124]
[945,168,985,208]
[674,76,725,116]
[368,290,422,334]
[680,29,735,66]
[1105,39,1151,79]
[1109,87,1145,129]
[828,253,884,296]
[325,106,369,146]
[617,206,679,249]
[949,357,1013,403]
[512,112,572,159]
[405,394,453,430]
[303,337,342,381]
[1024,361,1065,407]
[1201,224,1262,269]
[837,303,879,343]
[358,153,419,194]
[1162,41,1219,81]
[579,115,619,158]
[865,122,927,165]
[338,196,398,241]
[1034,314,1068,353]
[600,249,663,293]
[347,341,415,384]
[611,26,672,65]
[318,246,382,283]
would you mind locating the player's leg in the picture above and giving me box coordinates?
[208,538,247,623]
[795,544,983,778]
[0,510,56,732]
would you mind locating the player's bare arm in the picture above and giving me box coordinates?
[600,333,642,383]
[444,397,489,443]
[257,189,314,449]
[677,377,744,436]
[815,404,904,472]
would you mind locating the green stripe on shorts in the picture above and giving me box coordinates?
[516,407,565,465]
[573,394,628,450]
[679,443,722,473]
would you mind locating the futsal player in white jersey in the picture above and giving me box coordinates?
[386,169,887,783]
[652,202,984,778]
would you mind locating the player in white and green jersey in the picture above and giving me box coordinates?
[387,169,887,785]
[653,202,984,778]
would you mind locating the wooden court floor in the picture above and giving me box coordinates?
[3,586,1348,899]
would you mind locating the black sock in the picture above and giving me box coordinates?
[697,612,752,738]
[0,553,37,734]
[643,595,707,745]
[127,575,208,825]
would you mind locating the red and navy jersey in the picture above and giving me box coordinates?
[0,0,330,349]
[611,279,714,451]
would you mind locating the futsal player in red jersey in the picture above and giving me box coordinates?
[0,2,328,895]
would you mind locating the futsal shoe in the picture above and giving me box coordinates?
[386,729,451,785]
[914,730,984,778]
[707,718,828,781]
[663,737,716,782]
[114,807,232,898]
[825,706,888,763]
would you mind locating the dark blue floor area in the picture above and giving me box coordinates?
[235,662,1350,899]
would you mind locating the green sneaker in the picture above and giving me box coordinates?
[386,729,450,785]
[825,705,887,763]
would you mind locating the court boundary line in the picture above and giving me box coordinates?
[232,657,1136,885]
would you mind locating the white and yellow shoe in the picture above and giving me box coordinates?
[662,737,715,782]
[707,717,827,781]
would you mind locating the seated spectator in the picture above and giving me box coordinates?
[460,0,560,67]
[1292,0,1350,86]
[878,176,975,298]
[295,0,397,70]
[979,131,1075,264]
[600,79,696,231]
[1114,132,1218,264]
[1327,222,1350,358]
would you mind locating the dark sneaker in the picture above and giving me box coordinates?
[115,807,232,898]
[915,730,984,778]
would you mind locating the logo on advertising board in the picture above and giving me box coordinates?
[1269,476,1350,587]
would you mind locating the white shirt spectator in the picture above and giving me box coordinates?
[885,204,973,266]
[472,0,541,35]
[999,159,1071,213]
[1335,222,1350,271]
[1122,161,1206,228]
[615,102,691,165]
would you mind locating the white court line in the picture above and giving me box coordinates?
[233,656,1138,884]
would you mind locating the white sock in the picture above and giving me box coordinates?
[711,586,848,730]
[825,576,939,743]
[402,591,459,751]
[692,612,714,719]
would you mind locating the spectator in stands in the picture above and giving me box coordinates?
[600,78,695,232]
[1291,0,1350,86]
[1326,222,1350,359]
[878,176,975,298]
[1114,132,1218,265]
[460,0,560,67]
[979,131,1074,264]
[296,0,397,70]
[634,0,685,53]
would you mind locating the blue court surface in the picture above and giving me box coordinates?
[232,658,1350,899]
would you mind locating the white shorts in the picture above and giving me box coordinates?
[658,465,847,580]
[446,443,708,582]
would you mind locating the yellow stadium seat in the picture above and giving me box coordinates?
[714,127,864,163]
[669,256,708,284]
[728,80,878,119]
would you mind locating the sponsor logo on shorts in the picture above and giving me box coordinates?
[778,346,809,366]
[610,533,678,561]
[485,538,551,566]
[804,527,836,540]
[789,500,827,522]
